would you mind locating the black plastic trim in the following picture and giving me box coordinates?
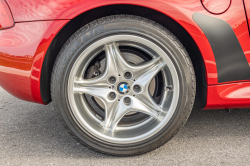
[243,0,250,37]
[193,12,250,83]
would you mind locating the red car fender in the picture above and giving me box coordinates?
[7,0,218,84]
[0,20,69,103]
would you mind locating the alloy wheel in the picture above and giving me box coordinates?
[67,35,180,144]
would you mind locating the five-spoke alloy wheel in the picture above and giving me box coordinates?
[51,15,195,156]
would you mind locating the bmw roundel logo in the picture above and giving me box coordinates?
[117,82,130,94]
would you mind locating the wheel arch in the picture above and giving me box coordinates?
[40,4,207,109]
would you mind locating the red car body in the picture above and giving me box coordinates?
[0,0,250,109]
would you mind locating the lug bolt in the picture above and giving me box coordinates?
[124,71,132,79]
[124,97,131,105]
[109,92,116,100]
[109,76,116,84]
[133,85,141,93]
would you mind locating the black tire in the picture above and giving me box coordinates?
[51,15,196,156]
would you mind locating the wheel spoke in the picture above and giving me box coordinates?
[135,92,162,113]
[102,99,126,131]
[134,60,165,87]
[73,77,113,101]
[131,57,163,80]
[104,43,129,76]
[104,43,163,78]
[103,96,160,131]
[131,97,159,118]
[132,61,166,112]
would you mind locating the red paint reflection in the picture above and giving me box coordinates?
[0,20,68,103]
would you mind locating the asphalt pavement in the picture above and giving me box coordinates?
[0,87,250,166]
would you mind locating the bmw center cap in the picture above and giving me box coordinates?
[117,82,130,94]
